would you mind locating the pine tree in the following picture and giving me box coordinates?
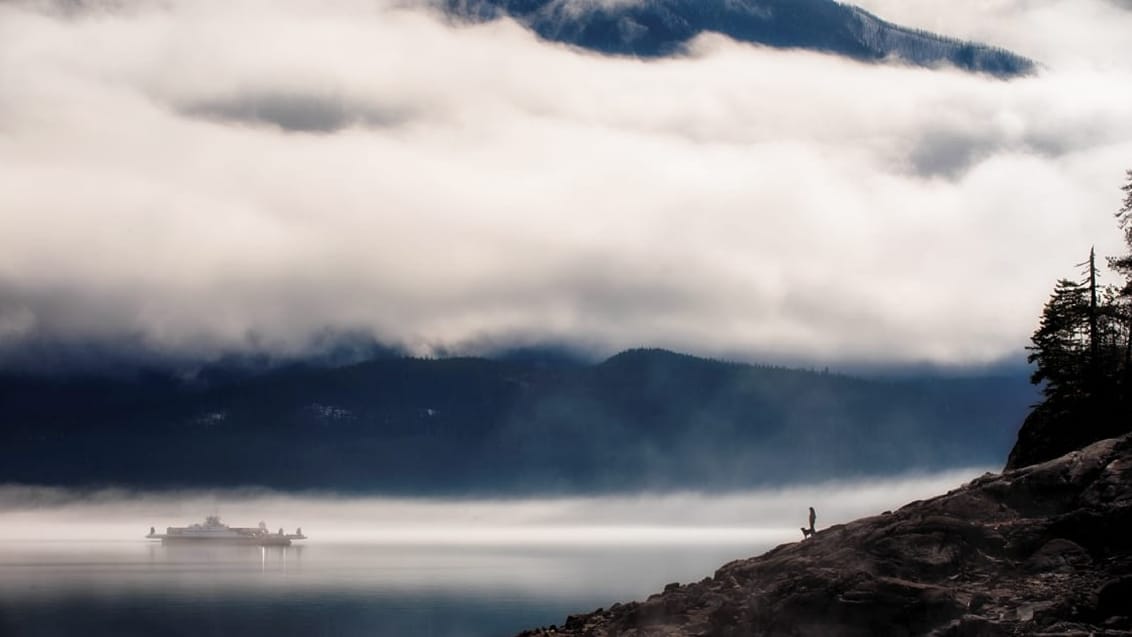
[1028,278,1091,405]
[1112,170,1132,285]
[1120,169,1132,235]
[1111,171,1132,390]
[1009,171,1132,468]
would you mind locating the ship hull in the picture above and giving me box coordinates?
[156,536,297,546]
[146,516,306,546]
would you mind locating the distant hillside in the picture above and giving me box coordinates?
[447,0,1035,76]
[0,349,1036,493]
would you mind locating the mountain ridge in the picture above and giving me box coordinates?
[0,347,1035,493]
[445,0,1035,76]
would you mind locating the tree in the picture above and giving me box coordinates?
[1027,277,1090,405]
[1119,169,1132,237]
[1111,171,1132,365]
[1009,172,1132,468]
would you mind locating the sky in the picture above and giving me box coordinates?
[2,0,1131,370]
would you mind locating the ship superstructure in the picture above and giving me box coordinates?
[146,515,306,546]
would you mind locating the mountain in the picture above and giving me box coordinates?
[517,433,1132,636]
[0,348,1036,493]
[446,0,1035,76]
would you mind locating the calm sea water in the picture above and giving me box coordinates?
[0,541,754,637]
[0,470,987,636]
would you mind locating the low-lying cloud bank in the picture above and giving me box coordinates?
[0,468,988,544]
[1,0,1131,369]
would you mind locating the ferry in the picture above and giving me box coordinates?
[146,515,306,546]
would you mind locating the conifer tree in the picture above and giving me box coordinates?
[1010,170,1132,468]
[1112,171,1132,386]
[1028,278,1090,405]
[1112,170,1132,287]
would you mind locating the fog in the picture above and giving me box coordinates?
[0,468,996,629]
[0,468,988,545]
[853,0,1132,70]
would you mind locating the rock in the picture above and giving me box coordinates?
[1094,576,1132,623]
[935,614,1011,637]
[516,434,1132,637]
[967,593,990,614]
[1024,538,1091,573]
[1006,401,1131,471]
[1104,615,1132,629]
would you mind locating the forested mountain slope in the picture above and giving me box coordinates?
[1,349,1034,492]
[447,0,1034,75]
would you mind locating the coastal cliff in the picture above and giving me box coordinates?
[518,433,1132,636]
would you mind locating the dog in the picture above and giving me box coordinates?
[800,506,817,539]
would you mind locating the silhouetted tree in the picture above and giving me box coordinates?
[1028,277,1091,406]
[1118,169,1132,236]
[1111,171,1132,363]
[1111,171,1132,391]
[1010,172,1132,468]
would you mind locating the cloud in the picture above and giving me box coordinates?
[851,0,1132,70]
[180,91,410,133]
[1,0,1131,368]
[0,467,988,543]
[0,470,986,600]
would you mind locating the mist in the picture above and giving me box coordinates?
[1,0,1131,370]
[0,468,988,545]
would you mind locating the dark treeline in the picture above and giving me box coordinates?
[447,0,1034,77]
[1008,171,1132,468]
[1,349,1034,493]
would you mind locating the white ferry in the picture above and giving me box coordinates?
[146,515,306,546]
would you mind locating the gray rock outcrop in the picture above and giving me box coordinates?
[518,434,1132,636]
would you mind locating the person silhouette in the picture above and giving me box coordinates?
[800,507,816,538]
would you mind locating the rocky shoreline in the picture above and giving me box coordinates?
[518,434,1132,636]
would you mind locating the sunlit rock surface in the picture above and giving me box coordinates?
[518,434,1132,636]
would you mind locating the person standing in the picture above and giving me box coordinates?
[801,507,816,538]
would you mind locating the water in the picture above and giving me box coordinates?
[0,541,753,636]
[0,470,987,636]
